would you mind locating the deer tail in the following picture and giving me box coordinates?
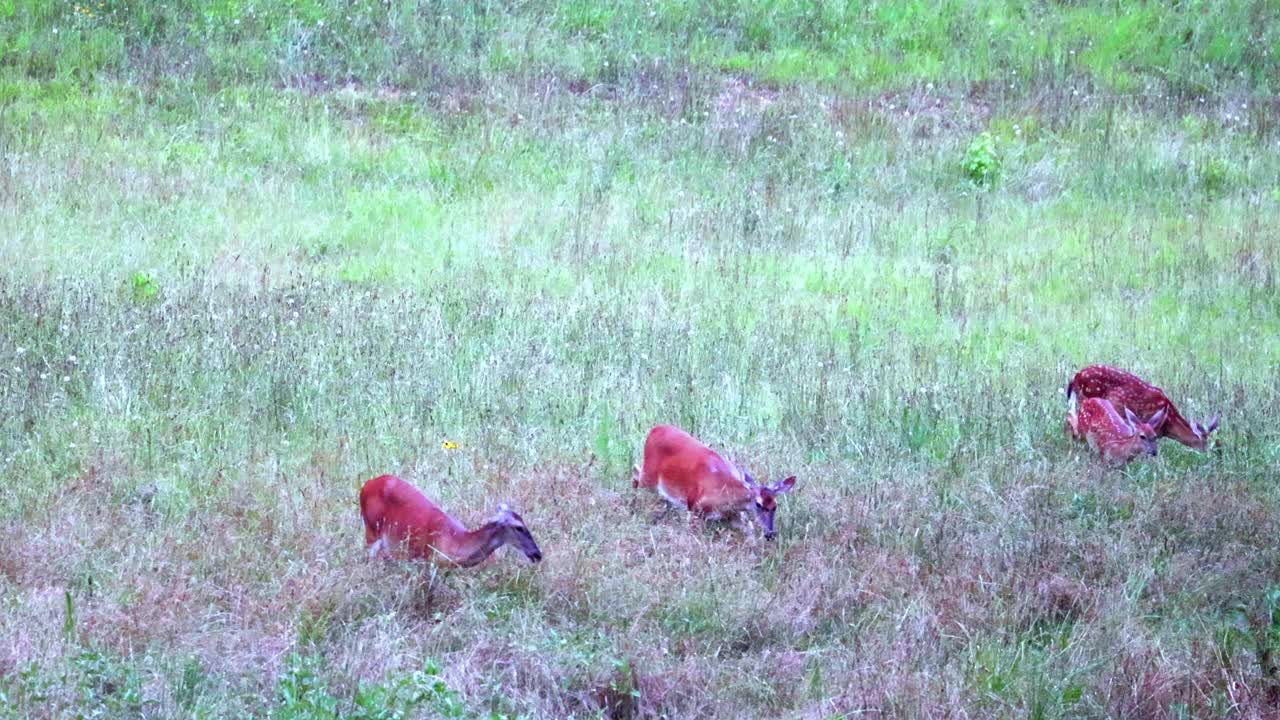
[1065,377,1077,402]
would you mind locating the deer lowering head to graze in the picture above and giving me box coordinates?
[1067,397,1165,466]
[634,425,797,540]
[1066,365,1219,451]
[359,474,542,568]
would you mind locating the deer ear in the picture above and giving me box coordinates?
[743,472,756,487]
[1148,407,1167,428]
[771,476,797,494]
[1123,407,1140,428]
[1205,415,1220,434]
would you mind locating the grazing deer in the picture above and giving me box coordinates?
[359,475,542,568]
[634,425,797,540]
[1066,365,1219,451]
[1067,396,1165,465]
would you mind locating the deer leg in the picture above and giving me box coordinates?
[1099,444,1124,468]
[686,501,713,533]
[735,511,760,542]
[1065,412,1080,441]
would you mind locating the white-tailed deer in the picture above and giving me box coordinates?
[359,475,542,567]
[1067,396,1165,466]
[634,425,796,540]
[1067,365,1219,451]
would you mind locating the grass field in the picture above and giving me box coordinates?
[2,1,1280,717]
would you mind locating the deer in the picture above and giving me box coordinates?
[1066,365,1219,451]
[359,474,542,568]
[633,425,797,540]
[1066,396,1165,466]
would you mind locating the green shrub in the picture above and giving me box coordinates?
[129,270,160,302]
[1198,156,1232,198]
[963,131,1001,188]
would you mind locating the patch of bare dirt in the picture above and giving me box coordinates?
[872,87,993,138]
[709,76,780,153]
[281,74,408,102]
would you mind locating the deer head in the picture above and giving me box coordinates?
[491,504,543,563]
[1193,415,1221,449]
[1124,406,1165,458]
[744,474,797,540]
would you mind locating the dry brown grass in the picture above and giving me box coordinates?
[3,14,1280,710]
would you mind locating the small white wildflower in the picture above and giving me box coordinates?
[62,375,70,382]
[15,347,25,355]
[68,355,77,364]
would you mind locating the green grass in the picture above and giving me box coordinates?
[2,0,1278,94]
[3,1,1280,718]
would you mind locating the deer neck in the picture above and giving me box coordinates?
[1097,402,1135,436]
[1158,408,1205,449]
[449,522,507,568]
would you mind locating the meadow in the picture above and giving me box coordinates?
[2,1,1280,717]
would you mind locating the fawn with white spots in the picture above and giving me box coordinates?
[1067,365,1219,451]
[1067,396,1165,466]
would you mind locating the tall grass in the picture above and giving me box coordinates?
[2,2,1280,718]
[3,0,1277,95]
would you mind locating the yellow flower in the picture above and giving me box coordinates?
[441,440,459,450]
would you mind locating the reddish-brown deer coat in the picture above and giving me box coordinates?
[634,425,796,539]
[1066,365,1219,451]
[359,474,542,568]
[1067,397,1165,466]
